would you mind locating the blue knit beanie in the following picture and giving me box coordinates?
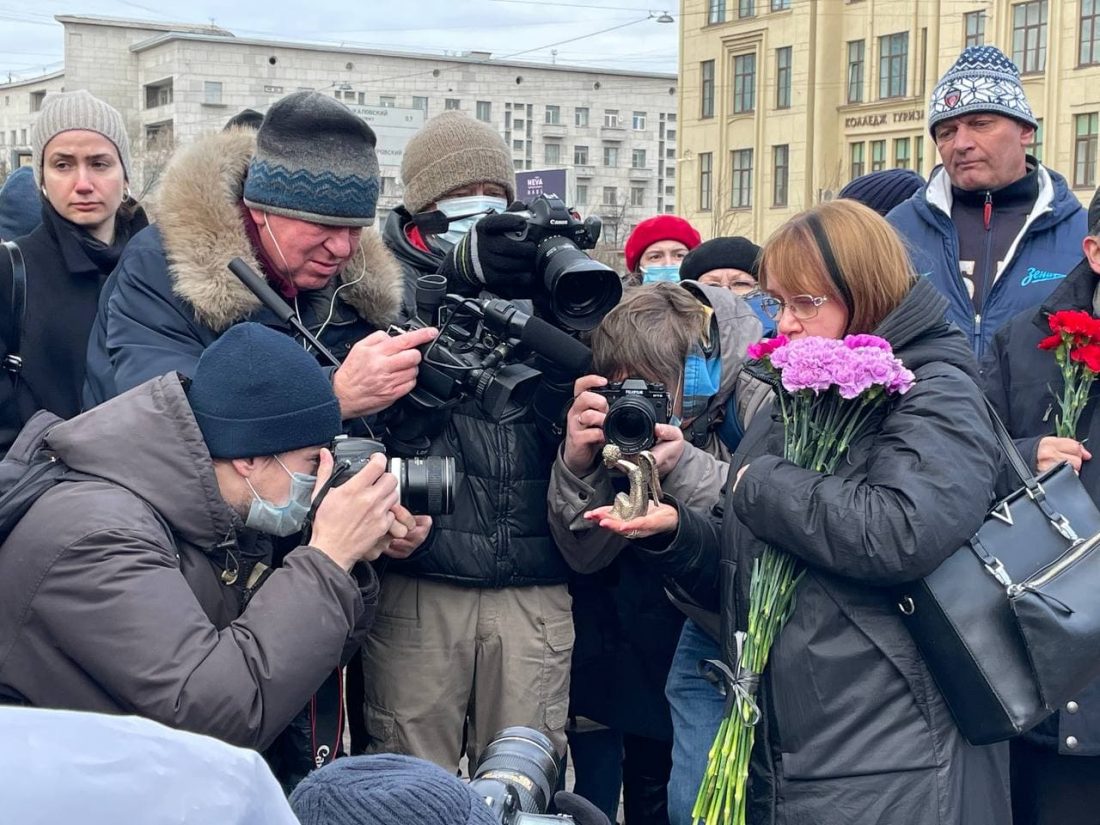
[289,754,500,825]
[188,323,342,459]
[928,46,1037,137]
[243,91,381,227]
[0,166,40,241]
[838,169,925,217]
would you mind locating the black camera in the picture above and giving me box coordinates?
[330,435,455,516]
[468,727,572,824]
[594,379,670,454]
[506,196,622,332]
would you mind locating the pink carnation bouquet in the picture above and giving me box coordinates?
[693,334,915,825]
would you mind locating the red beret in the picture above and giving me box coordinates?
[624,215,702,273]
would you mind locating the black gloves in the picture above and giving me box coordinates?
[438,210,539,298]
[552,790,613,825]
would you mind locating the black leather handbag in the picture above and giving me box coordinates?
[896,400,1100,746]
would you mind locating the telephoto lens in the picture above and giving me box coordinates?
[468,726,561,820]
[603,397,660,454]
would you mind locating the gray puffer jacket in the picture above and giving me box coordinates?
[0,375,376,751]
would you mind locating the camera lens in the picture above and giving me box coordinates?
[604,397,658,454]
[469,726,560,816]
[389,456,455,516]
[538,237,622,331]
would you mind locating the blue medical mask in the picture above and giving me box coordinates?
[680,344,722,423]
[244,456,316,537]
[641,264,681,284]
[435,195,508,246]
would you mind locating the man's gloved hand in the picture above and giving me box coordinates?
[438,209,539,297]
[552,791,612,825]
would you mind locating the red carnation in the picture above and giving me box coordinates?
[1039,333,1063,351]
[1071,344,1100,374]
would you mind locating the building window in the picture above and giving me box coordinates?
[144,79,173,109]
[445,98,461,110]
[29,91,46,112]
[850,142,865,180]
[604,109,621,128]
[894,137,911,169]
[20,129,26,144]
[379,95,396,108]
[871,140,886,172]
[733,53,757,114]
[915,135,924,172]
[1081,0,1100,66]
[1074,112,1098,188]
[965,11,986,48]
[603,186,618,206]
[708,0,726,23]
[475,101,492,122]
[878,32,909,99]
[412,96,428,114]
[545,105,561,125]
[773,144,789,207]
[631,185,646,207]
[576,184,588,205]
[632,148,647,168]
[739,0,755,18]
[603,146,619,167]
[513,139,525,152]
[1013,1,1048,75]
[200,82,221,105]
[381,176,396,195]
[1028,118,1044,162]
[574,145,589,165]
[699,152,713,211]
[731,148,754,208]
[701,60,716,118]
[545,143,561,164]
[847,40,865,104]
[632,111,647,130]
[776,47,792,109]
[575,107,589,127]
[771,0,790,9]
[145,121,173,151]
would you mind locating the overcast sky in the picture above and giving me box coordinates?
[0,0,681,81]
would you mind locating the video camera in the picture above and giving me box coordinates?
[468,727,573,824]
[594,379,670,454]
[390,275,593,423]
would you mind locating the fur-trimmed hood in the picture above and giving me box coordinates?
[153,130,403,333]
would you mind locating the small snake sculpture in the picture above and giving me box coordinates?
[601,443,664,521]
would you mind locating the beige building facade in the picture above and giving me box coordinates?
[677,0,1100,242]
[0,15,678,242]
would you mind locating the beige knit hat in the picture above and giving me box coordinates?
[400,111,515,213]
[32,90,132,185]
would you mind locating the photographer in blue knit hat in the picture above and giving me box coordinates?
[0,324,421,787]
[84,91,436,435]
[888,45,1086,358]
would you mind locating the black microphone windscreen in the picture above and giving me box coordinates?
[519,315,592,376]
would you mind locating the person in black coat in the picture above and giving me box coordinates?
[585,200,1011,825]
[982,186,1100,825]
[0,91,147,451]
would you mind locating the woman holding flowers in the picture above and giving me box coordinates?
[586,200,1010,824]
[982,191,1100,825]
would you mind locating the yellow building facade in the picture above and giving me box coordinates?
[677,0,1100,242]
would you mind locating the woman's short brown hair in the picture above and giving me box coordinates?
[590,282,709,384]
[758,199,915,334]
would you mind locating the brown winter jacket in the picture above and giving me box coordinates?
[0,374,377,751]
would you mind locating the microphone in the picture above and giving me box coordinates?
[479,298,592,375]
[227,257,342,368]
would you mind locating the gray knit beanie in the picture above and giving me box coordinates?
[31,90,131,186]
[243,91,381,227]
[289,754,499,825]
[400,111,515,213]
[928,46,1038,137]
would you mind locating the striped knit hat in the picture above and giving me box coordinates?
[31,90,131,186]
[243,91,380,227]
[928,46,1037,137]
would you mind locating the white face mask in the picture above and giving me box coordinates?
[434,195,507,246]
[244,457,316,538]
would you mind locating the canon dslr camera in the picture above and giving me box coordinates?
[331,435,455,516]
[594,379,670,454]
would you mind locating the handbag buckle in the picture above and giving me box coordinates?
[2,354,21,374]
[1051,515,1080,544]
[984,558,1015,588]
[1026,482,1047,503]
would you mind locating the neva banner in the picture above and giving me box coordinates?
[516,168,568,202]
